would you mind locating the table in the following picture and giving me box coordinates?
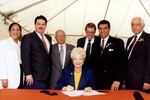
[0,89,150,100]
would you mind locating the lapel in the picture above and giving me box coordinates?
[126,36,133,50]
[78,68,86,90]
[68,67,75,88]
[45,34,51,53]
[65,44,69,67]
[82,37,86,48]
[53,44,62,71]
[33,32,47,53]
[131,32,145,56]
[33,32,50,54]
[103,36,113,53]
[91,36,97,52]
[7,37,18,58]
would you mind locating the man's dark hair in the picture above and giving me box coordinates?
[34,15,47,24]
[85,22,96,31]
[97,20,111,29]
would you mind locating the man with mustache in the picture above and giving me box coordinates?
[21,15,52,89]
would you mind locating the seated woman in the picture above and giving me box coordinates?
[57,47,95,92]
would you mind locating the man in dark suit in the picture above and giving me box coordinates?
[21,15,52,89]
[126,17,150,93]
[77,22,100,68]
[94,20,126,90]
[50,29,74,89]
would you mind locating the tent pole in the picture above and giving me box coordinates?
[139,0,150,18]
[103,0,110,20]
[47,0,78,22]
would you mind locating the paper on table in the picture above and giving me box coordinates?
[62,90,106,97]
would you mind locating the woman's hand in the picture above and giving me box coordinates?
[84,87,92,92]
[65,85,74,91]
[2,79,8,88]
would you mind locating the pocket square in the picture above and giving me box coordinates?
[108,49,114,51]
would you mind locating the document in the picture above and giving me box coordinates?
[62,90,106,97]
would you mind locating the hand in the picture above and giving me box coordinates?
[111,81,120,90]
[26,75,33,85]
[62,86,67,91]
[2,79,8,88]
[66,85,74,91]
[143,82,150,90]
[84,87,92,92]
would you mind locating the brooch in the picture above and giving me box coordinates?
[138,38,144,42]
[106,42,113,48]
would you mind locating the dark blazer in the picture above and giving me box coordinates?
[21,31,52,88]
[77,36,100,68]
[126,31,150,91]
[93,36,126,89]
[56,66,95,90]
[50,43,74,89]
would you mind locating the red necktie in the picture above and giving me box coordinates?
[41,34,48,53]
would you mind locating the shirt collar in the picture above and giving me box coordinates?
[58,43,66,48]
[35,31,45,38]
[135,31,143,40]
[101,35,109,42]
[85,37,94,44]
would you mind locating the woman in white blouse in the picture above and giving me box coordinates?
[0,22,22,89]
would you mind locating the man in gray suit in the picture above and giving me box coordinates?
[50,29,75,89]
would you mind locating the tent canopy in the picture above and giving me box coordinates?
[0,0,150,39]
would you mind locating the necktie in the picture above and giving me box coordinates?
[101,39,105,54]
[86,39,91,61]
[41,34,48,53]
[60,45,64,68]
[127,35,137,58]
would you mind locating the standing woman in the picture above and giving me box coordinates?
[0,22,22,89]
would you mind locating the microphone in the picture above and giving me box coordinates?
[133,91,144,100]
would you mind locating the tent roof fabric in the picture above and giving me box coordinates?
[0,0,150,38]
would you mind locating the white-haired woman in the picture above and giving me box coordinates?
[57,47,95,92]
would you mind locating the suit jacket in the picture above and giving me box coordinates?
[50,43,74,89]
[0,37,20,89]
[126,31,150,90]
[93,36,126,89]
[56,66,95,90]
[21,31,52,84]
[77,36,100,68]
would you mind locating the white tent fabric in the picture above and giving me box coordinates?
[0,0,150,44]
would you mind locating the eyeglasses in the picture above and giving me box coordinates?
[131,23,141,27]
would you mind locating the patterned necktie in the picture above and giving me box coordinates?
[127,35,137,58]
[41,34,48,53]
[60,45,64,68]
[101,39,105,54]
[86,39,91,61]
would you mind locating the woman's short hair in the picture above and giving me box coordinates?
[71,47,86,59]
